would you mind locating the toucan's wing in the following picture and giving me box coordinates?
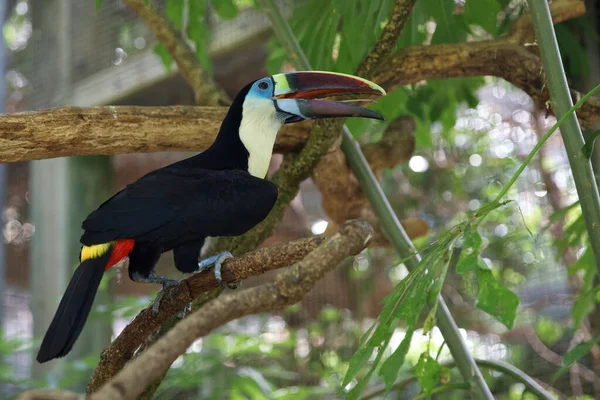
[80,168,278,245]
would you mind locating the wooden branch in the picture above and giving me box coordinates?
[0,106,311,163]
[372,0,600,127]
[17,389,82,400]
[86,235,325,393]
[355,0,418,78]
[90,220,372,400]
[122,0,229,106]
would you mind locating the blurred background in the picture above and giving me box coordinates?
[0,0,599,398]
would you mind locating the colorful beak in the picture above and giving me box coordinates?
[271,71,386,123]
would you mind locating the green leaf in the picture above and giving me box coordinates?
[476,270,519,329]
[456,227,482,273]
[396,1,427,48]
[212,0,238,19]
[555,22,589,78]
[568,247,596,328]
[95,0,102,12]
[413,353,442,396]
[552,336,600,382]
[188,0,213,73]
[379,326,414,392]
[464,0,501,35]
[153,43,174,72]
[423,0,467,44]
[165,0,185,30]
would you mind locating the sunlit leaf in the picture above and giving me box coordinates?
[464,0,501,35]
[154,43,174,72]
[535,317,564,347]
[379,326,414,393]
[188,0,213,73]
[476,270,519,329]
[165,0,185,30]
[414,352,442,396]
[212,0,238,19]
[552,336,600,382]
[456,227,482,273]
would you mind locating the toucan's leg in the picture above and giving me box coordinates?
[128,244,183,316]
[174,245,237,289]
[197,251,237,289]
[131,272,181,316]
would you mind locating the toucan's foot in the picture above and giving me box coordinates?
[198,251,237,289]
[151,279,181,316]
[131,273,181,316]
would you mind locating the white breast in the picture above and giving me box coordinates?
[239,98,283,179]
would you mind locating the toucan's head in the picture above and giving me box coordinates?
[225,71,386,178]
[245,71,386,123]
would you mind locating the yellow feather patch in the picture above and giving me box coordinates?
[80,242,114,262]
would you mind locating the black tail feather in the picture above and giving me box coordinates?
[36,252,109,363]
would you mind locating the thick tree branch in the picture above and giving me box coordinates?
[372,0,600,127]
[90,220,372,400]
[0,106,311,163]
[17,390,82,400]
[355,0,418,78]
[122,0,229,106]
[86,235,325,393]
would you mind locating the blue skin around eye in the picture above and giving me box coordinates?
[247,79,273,99]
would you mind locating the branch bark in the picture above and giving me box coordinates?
[122,0,229,106]
[86,235,325,393]
[90,220,371,400]
[372,0,600,127]
[0,3,595,163]
[355,0,419,78]
[314,116,429,245]
[0,106,311,163]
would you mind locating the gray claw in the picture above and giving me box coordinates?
[198,251,239,289]
[151,280,180,316]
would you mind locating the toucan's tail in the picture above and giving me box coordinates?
[36,251,109,363]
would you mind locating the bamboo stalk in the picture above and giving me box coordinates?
[257,0,494,398]
[527,0,600,274]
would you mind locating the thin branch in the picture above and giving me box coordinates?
[87,235,325,393]
[0,106,311,163]
[90,220,372,400]
[355,0,418,78]
[372,0,599,127]
[122,0,229,106]
[259,0,494,398]
[17,390,83,400]
[362,358,555,400]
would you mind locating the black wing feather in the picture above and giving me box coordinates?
[81,168,277,246]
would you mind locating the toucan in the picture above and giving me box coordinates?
[36,71,386,363]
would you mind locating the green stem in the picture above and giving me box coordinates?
[527,0,600,275]
[361,358,555,400]
[257,0,493,398]
[492,84,600,203]
[413,382,470,400]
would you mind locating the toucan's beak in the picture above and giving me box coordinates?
[271,71,386,123]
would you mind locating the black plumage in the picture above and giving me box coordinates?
[81,82,277,276]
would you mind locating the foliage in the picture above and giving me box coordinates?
[21,0,598,398]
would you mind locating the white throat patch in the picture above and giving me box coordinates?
[239,97,283,179]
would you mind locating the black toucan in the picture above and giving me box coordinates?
[36,71,386,363]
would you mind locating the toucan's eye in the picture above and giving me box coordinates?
[258,81,269,90]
